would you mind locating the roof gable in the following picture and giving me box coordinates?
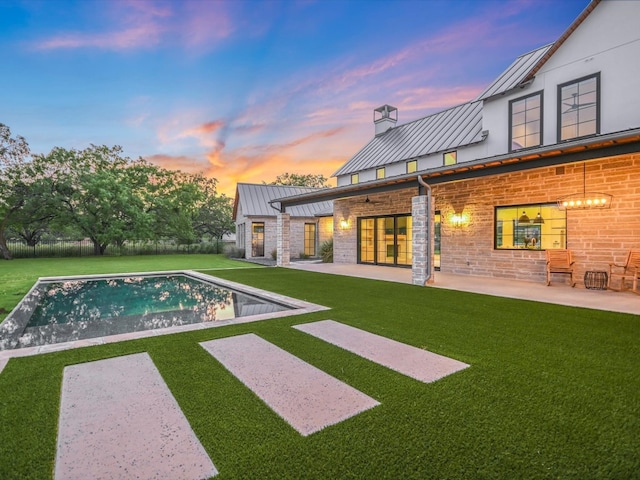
[233,183,333,219]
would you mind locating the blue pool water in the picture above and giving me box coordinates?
[0,273,291,350]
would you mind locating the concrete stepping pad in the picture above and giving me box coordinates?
[200,333,379,436]
[293,320,469,383]
[55,353,217,480]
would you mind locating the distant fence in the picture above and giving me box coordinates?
[6,238,232,259]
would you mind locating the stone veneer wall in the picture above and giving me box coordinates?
[334,189,415,264]
[247,216,327,260]
[334,153,640,285]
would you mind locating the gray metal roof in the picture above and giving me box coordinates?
[476,44,553,101]
[234,183,333,218]
[333,100,484,177]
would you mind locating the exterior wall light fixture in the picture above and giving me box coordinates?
[451,214,465,227]
[339,218,350,229]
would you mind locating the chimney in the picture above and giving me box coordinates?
[374,105,398,135]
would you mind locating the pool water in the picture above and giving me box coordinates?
[27,275,272,326]
[0,273,291,350]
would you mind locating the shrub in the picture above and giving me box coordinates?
[271,249,277,260]
[299,252,309,260]
[224,245,245,259]
[320,239,333,263]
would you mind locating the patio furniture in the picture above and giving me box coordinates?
[607,249,640,294]
[546,249,575,287]
[584,271,608,290]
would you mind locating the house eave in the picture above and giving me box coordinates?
[273,128,640,208]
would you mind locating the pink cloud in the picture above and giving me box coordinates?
[33,0,234,51]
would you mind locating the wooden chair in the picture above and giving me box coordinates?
[546,249,575,287]
[608,249,640,294]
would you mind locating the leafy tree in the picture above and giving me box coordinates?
[268,172,329,188]
[144,169,203,246]
[6,175,58,249]
[190,175,235,240]
[45,145,154,255]
[0,123,33,260]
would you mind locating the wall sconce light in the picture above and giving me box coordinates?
[451,213,465,228]
[339,218,349,229]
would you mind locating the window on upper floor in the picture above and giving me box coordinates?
[510,91,542,151]
[443,151,457,166]
[351,173,359,184]
[406,160,417,173]
[376,167,385,179]
[558,73,600,142]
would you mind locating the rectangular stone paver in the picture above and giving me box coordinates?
[294,320,469,383]
[55,353,217,480]
[201,333,379,436]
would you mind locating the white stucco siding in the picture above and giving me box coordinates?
[482,0,640,157]
[534,0,640,137]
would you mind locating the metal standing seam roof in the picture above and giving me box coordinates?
[233,183,333,219]
[333,100,485,177]
[475,43,554,101]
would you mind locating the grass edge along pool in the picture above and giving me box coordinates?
[0,270,329,352]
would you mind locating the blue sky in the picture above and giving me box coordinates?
[1,0,588,195]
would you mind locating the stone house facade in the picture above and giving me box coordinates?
[233,183,332,261]
[269,0,640,286]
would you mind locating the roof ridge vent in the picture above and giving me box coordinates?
[374,105,397,136]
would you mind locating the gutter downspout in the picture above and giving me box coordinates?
[268,200,283,213]
[416,175,432,285]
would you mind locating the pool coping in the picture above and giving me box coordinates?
[0,270,330,367]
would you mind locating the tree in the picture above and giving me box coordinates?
[45,145,154,255]
[268,172,329,188]
[189,175,235,240]
[0,123,33,260]
[6,175,58,250]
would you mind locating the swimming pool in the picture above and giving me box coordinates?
[0,270,328,352]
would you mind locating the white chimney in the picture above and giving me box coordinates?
[374,105,397,136]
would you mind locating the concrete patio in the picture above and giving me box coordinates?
[286,262,640,316]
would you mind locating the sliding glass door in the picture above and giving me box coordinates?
[358,215,412,267]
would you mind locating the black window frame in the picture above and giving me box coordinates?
[509,90,543,152]
[303,222,316,257]
[557,72,600,142]
[357,213,412,268]
[494,203,567,251]
[443,150,457,166]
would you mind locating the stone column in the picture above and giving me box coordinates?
[412,195,430,286]
[277,212,291,266]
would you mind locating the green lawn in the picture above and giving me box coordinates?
[0,257,639,479]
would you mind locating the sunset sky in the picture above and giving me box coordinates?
[1,0,588,196]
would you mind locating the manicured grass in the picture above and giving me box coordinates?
[1,260,639,479]
[0,254,252,322]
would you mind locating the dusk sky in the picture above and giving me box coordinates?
[1,0,589,196]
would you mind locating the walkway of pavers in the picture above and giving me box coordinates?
[55,321,468,479]
[286,263,640,316]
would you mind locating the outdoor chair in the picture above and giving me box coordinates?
[546,249,575,287]
[608,249,640,294]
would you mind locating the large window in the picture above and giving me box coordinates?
[358,214,412,266]
[251,222,265,257]
[510,91,542,151]
[495,204,566,250]
[558,73,600,141]
[304,223,316,256]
